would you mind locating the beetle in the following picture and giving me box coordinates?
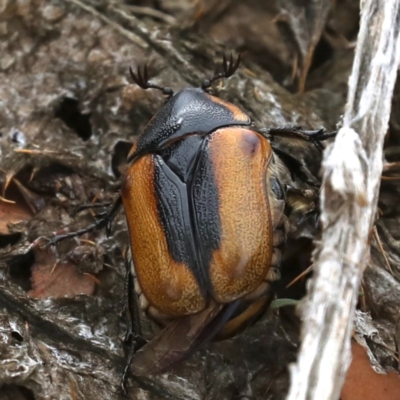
[119,55,331,378]
[48,54,331,384]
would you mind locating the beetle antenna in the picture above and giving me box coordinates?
[201,53,241,91]
[129,65,174,97]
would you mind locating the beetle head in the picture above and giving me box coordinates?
[127,54,247,164]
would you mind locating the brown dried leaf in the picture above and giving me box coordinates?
[341,341,400,400]
[28,249,96,299]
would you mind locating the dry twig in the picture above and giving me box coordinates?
[287,1,400,400]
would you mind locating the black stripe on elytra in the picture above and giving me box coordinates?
[154,135,221,296]
[189,135,221,291]
[153,154,209,294]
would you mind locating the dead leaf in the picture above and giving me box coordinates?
[341,341,400,400]
[28,249,96,299]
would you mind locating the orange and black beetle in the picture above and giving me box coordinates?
[121,55,293,376]
[48,54,330,381]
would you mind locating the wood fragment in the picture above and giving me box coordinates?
[287,1,400,399]
[373,226,393,275]
[286,265,313,289]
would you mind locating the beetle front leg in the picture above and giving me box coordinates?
[259,126,336,152]
[266,126,333,138]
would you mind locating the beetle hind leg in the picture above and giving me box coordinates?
[121,258,146,394]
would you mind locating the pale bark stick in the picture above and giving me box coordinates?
[287,2,400,400]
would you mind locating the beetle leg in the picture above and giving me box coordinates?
[121,341,135,396]
[47,195,122,246]
[262,127,335,186]
[121,333,146,396]
[71,201,112,216]
[123,261,143,342]
[121,258,146,394]
[260,126,336,152]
